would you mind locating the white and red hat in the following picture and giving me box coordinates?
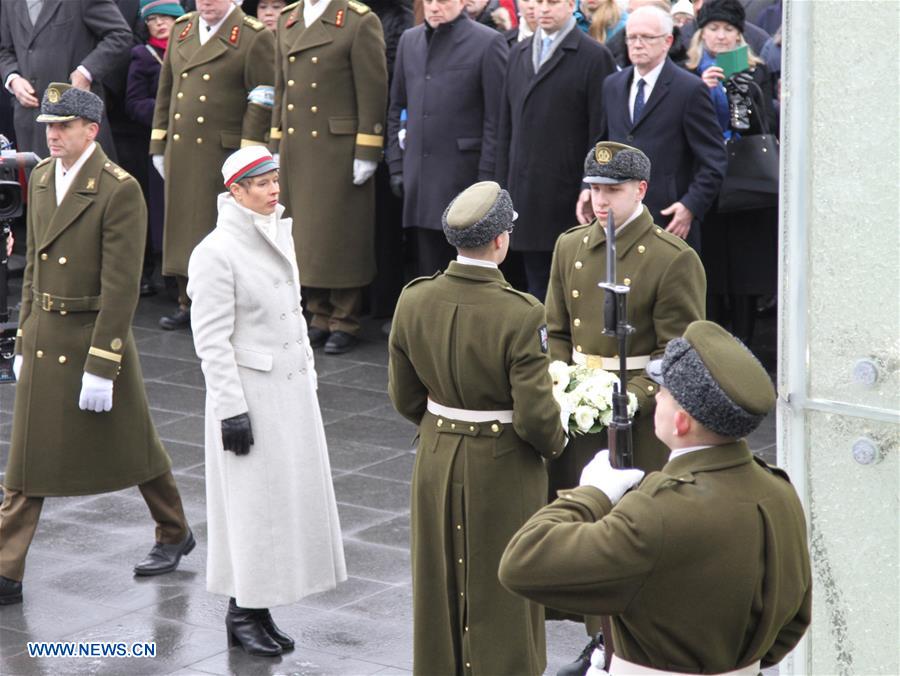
[221,146,279,188]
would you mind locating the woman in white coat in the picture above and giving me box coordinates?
[187,147,346,656]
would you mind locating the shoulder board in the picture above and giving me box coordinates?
[175,12,193,23]
[34,156,53,171]
[348,0,370,14]
[651,225,692,250]
[403,271,440,289]
[639,470,694,497]
[502,284,540,306]
[243,15,264,30]
[562,222,592,237]
[102,161,130,182]
[752,456,792,483]
[282,1,301,12]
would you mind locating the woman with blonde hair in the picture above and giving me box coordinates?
[585,0,626,43]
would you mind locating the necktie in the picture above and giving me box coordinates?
[540,36,553,63]
[27,0,43,25]
[633,78,646,124]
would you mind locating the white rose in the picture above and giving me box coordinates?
[549,360,571,391]
[573,405,598,433]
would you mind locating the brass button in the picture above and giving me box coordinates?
[457,524,462,530]
[573,318,581,327]
[287,79,295,87]
[197,116,204,124]
[624,277,631,286]
[58,256,67,265]
[289,55,296,63]
[173,133,180,141]
[59,310,67,316]
[574,261,583,269]
[199,95,207,102]
[40,253,48,261]
[202,73,210,81]
[58,355,67,364]
[572,289,580,298]
[310,105,318,113]
[656,227,663,233]
[464,626,468,632]
[174,113,181,120]
[469,426,475,432]
[450,423,456,429]
[459,592,464,597]
[287,103,294,111]
[176,92,184,99]
[311,56,318,64]
[288,127,295,135]
[638,245,646,253]
[647,385,655,392]
[181,72,188,79]
[437,418,443,427]
[583,235,589,243]
[36,350,44,358]
[576,345,582,352]
[458,558,463,564]
[311,130,318,138]
[466,663,471,669]
[111,338,123,351]
[196,137,203,144]
[311,82,317,89]
[491,423,500,433]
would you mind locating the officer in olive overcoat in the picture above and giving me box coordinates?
[150,0,274,330]
[500,320,812,675]
[272,0,387,354]
[389,182,567,676]
[0,85,192,607]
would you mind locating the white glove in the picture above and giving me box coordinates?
[579,449,645,505]
[12,355,22,380]
[79,372,114,413]
[398,128,407,151]
[352,158,377,185]
[152,154,165,179]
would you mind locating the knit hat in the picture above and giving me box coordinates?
[645,321,775,438]
[36,83,104,124]
[670,0,694,18]
[221,146,279,187]
[140,0,186,19]
[697,0,745,33]
[442,181,518,249]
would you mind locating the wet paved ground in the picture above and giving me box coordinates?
[0,286,777,675]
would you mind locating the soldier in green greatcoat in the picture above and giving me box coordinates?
[0,85,193,606]
[500,321,812,676]
[389,182,567,675]
[150,0,274,330]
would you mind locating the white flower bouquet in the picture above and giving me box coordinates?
[549,360,638,436]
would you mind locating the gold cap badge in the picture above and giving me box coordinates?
[47,87,60,104]
[596,146,612,164]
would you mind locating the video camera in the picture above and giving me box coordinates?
[0,135,41,383]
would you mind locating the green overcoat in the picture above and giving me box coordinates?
[388,262,567,676]
[545,207,706,482]
[500,441,813,673]
[150,9,274,277]
[272,0,387,288]
[8,147,172,496]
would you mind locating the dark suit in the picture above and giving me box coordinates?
[497,27,614,297]
[387,14,508,276]
[0,0,132,158]
[598,58,727,251]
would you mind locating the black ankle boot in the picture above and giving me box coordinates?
[258,609,295,651]
[225,598,282,656]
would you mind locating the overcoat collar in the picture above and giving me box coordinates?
[177,8,245,70]
[584,205,655,258]
[660,440,753,482]
[625,57,676,132]
[35,144,108,250]
[444,260,507,285]
[215,194,295,268]
[285,0,349,54]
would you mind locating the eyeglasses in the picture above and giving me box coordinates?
[624,34,667,45]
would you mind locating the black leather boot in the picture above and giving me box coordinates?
[225,598,282,656]
[259,609,295,651]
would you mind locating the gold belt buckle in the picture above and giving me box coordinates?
[584,354,604,369]
[41,292,53,312]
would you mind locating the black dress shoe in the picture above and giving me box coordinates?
[0,576,22,605]
[308,326,330,348]
[140,279,157,297]
[159,307,191,330]
[556,633,603,676]
[226,598,282,656]
[133,530,195,576]
[259,609,295,651]
[324,330,357,355]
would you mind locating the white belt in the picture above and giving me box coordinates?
[609,655,761,676]
[572,349,651,371]
[426,398,514,424]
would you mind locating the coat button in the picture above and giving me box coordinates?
[288,79,295,86]
[196,137,203,144]
[572,289,579,298]
[288,127,295,135]
[199,95,206,102]
[311,56,318,64]
[491,423,499,433]
[202,73,210,81]
[287,372,293,379]
[40,253,48,260]
[58,257,67,265]
[283,343,289,349]
[310,105,318,113]
[582,235,589,243]
[36,350,44,358]
[624,277,631,286]
[647,385,655,392]
[573,318,581,327]
[280,313,286,320]
[311,131,318,138]
[437,418,443,427]
[638,245,646,253]
[173,133,180,141]
[181,72,188,79]
[177,92,184,99]
[469,425,475,431]
[59,310,67,316]
[574,261,582,269]
[450,423,456,429]
[311,82,317,89]
[287,103,294,111]
[197,116,204,124]
[58,355,67,364]
[289,55,296,63]
[458,558,463,564]
[576,345,582,352]
[174,112,181,120]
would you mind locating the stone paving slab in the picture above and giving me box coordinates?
[0,288,778,675]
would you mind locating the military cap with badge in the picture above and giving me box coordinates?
[584,141,651,185]
[442,181,518,249]
[36,83,104,124]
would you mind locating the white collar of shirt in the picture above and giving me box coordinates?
[629,58,665,117]
[304,0,333,27]
[668,445,712,461]
[517,20,533,42]
[456,255,498,269]
[613,203,644,236]
[198,3,236,45]
[54,142,96,206]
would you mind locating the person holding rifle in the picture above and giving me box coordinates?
[544,141,706,673]
[499,320,812,676]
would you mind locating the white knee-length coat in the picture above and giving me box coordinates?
[187,194,346,608]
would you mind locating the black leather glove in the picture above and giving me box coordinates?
[389,174,404,199]
[221,413,254,456]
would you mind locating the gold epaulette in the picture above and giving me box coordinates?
[102,161,130,182]
[174,12,192,23]
[282,1,301,13]
[348,0,370,14]
[243,15,264,30]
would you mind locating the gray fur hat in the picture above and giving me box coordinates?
[442,181,517,249]
[584,142,651,184]
[646,321,775,438]
[37,83,104,124]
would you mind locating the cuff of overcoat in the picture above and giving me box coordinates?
[149,138,166,156]
[354,133,383,163]
[84,352,122,381]
[556,485,614,521]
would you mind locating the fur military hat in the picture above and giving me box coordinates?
[583,142,651,184]
[36,83,103,124]
[697,0,745,33]
[646,321,775,438]
[442,181,517,249]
